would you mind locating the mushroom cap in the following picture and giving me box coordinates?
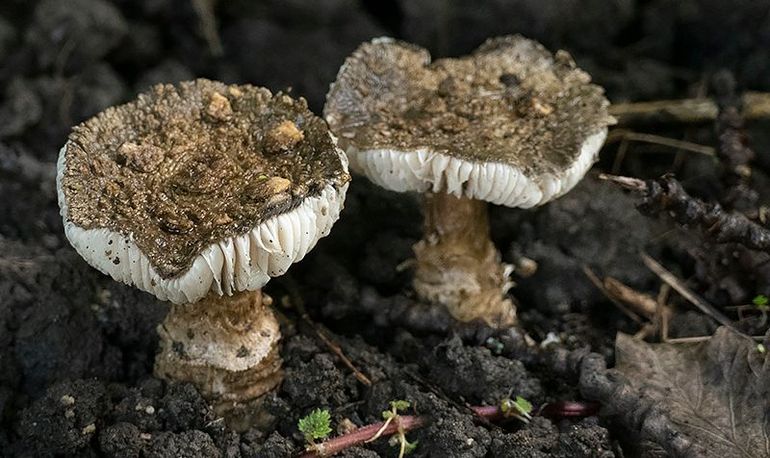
[324,35,615,208]
[58,79,350,304]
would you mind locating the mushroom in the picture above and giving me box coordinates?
[324,36,614,327]
[57,79,350,416]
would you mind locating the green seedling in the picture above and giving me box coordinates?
[485,336,505,355]
[500,396,533,423]
[753,295,769,326]
[367,400,417,458]
[758,343,766,354]
[298,408,333,445]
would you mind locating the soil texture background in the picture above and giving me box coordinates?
[2,1,770,457]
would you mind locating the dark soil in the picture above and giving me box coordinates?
[2,1,770,457]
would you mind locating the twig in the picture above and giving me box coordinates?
[606,129,715,156]
[599,174,770,253]
[603,276,673,341]
[597,173,646,191]
[665,335,766,344]
[313,327,372,386]
[582,266,643,323]
[640,253,734,329]
[585,267,673,340]
[610,135,630,174]
[609,92,770,125]
[280,277,372,386]
[603,276,670,320]
[632,323,656,340]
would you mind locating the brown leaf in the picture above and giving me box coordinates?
[615,328,770,458]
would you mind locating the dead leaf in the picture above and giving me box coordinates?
[615,328,770,458]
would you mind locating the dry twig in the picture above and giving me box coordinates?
[584,266,673,340]
[604,276,673,341]
[609,91,770,125]
[603,277,667,320]
[280,277,372,386]
[641,253,734,329]
[582,266,643,323]
[600,174,770,253]
[606,129,715,156]
[312,326,372,386]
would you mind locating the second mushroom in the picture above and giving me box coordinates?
[325,36,614,327]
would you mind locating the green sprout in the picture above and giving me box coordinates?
[500,396,533,423]
[298,408,332,444]
[485,336,505,355]
[367,400,417,458]
[389,435,418,456]
[758,343,766,354]
[753,295,769,326]
[387,400,411,414]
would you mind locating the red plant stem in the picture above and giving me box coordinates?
[299,415,427,458]
[298,401,599,457]
[469,404,504,421]
[540,401,601,418]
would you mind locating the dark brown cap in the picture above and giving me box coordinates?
[58,79,350,304]
[325,36,614,208]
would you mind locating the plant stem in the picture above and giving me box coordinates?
[300,415,426,457]
[469,404,503,420]
[298,405,521,457]
[298,402,601,457]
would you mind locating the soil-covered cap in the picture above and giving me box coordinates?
[58,79,350,304]
[325,35,615,208]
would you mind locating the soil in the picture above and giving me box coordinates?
[2,1,770,457]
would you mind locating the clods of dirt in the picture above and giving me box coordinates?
[3,0,770,456]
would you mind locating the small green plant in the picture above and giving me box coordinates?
[500,396,533,423]
[753,295,769,326]
[298,408,333,444]
[758,343,766,354]
[485,336,505,355]
[388,400,411,412]
[367,400,417,458]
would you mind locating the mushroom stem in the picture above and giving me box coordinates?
[412,192,516,327]
[154,289,283,427]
